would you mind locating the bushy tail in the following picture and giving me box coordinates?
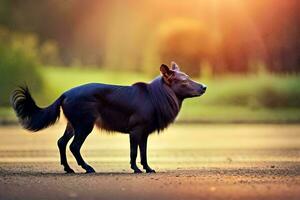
[10,86,64,132]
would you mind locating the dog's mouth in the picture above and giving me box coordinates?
[198,91,205,97]
[190,91,205,97]
[186,87,206,98]
[198,88,206,96]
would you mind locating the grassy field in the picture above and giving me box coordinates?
[2,66,300,123]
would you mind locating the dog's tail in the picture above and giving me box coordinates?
[10,86,64,132]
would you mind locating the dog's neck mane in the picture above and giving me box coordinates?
[147,77,182,132]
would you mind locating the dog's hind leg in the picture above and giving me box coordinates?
[57,123,75,173]
[70,124,95,173]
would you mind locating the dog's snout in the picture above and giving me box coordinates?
[197,84,207,95]
[201,84,207,93]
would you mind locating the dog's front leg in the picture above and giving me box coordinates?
[139,134,156,173]
[129,133,143,173]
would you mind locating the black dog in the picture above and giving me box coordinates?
[11,62,206,173]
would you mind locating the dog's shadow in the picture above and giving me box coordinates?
[0,170,164,177]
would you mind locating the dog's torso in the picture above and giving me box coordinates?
[61,79,180,134]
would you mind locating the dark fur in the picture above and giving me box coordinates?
[148,77,181,132]
[11,63,206,173]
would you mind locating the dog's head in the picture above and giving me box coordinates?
[160,62,207,99]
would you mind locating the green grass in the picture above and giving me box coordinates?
[179,104,300,122]
[2,66,300,123]
[198,73,300,108]
[0,107,15,120]
[42,66,151,97]
[179,72,300,122]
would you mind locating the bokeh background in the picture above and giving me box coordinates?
[0,0,300,123]
[1,3,300,199]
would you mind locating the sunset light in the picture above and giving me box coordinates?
[1,0,300,199]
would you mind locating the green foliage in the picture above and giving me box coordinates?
[43,67,300,122]
[41,66,151,102]
[0,31,43,106]
[1,66,300,122]
[41,67,300,110]
[193,72,300,108]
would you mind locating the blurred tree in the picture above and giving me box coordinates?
[0,0,11,26]
[40,40,61,65]
[0,27,43,106]
[0,0,299,74]
[157,19,219,76]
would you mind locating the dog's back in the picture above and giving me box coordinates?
[61,82,156,133]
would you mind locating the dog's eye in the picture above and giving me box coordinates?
[181,81,189,87]
[182,80,189,84]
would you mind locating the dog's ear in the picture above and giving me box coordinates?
[160,64,174,84]
[160,64,173,77]
[171,61,180,71]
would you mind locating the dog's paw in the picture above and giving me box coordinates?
[133,168,143,173]
[84,165,96,173]
[64,167,75,174]
[146,168,156,173]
